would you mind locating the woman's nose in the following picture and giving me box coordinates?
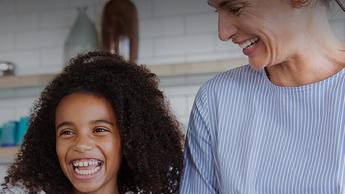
[218,13,237,41]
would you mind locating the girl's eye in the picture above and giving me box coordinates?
[59,130,74,137]
[94,127,109,133]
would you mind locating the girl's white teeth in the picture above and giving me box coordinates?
[72,159,101,167]
[75,166,101,176]
[72,159,102,176]
[240,37,259,49]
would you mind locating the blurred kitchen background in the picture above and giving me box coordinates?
[0,0,344,183]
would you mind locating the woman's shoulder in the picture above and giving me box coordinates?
[201,64,263,92]
[217,64,260,81]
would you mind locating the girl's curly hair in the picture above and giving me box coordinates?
[2,52,184,194]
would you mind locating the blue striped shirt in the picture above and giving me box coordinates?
[180,65,345,194]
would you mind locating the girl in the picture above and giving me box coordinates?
[2,52,184,194]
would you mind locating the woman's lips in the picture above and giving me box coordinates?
[240,37,260,56]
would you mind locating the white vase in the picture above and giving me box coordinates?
[64,7,99,64]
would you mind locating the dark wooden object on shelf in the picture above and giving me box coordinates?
[101,0,139,63]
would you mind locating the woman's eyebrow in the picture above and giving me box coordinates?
[208,0,244,9]
[219,1,232,8]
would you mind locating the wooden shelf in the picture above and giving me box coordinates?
[0,58,246,90]
[0,74,56,89]
[0,147,19,164]
[149,58,246,77]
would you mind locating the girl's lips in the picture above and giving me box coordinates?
[69,159,104,181]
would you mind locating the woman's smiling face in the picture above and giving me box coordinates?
[209,0,309,69]
[55,92,121,194]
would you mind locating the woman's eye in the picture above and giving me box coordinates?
[228,7,242,15]
[225,2,249,16]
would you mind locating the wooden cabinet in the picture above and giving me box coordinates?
[0,147,19,164]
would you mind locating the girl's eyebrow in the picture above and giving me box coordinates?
[55,120,115,131]
[91,119,115,126]
[56,121,74,131]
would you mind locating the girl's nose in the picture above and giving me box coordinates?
[73,136,93,152]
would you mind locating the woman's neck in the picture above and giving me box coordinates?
[265,6,345,87]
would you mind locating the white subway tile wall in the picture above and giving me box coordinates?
[0,0,229,76]
[0,0,344,179]
[0,0,343,76]
[140,17,185,38]
[0,97,37,137]
[185,13,217,34]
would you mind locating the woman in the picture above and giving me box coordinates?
[2,52,183,194]
[180,0,345,193]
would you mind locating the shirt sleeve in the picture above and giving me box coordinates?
[179,85,218,194]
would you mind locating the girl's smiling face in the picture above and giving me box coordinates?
[55,92,121,194]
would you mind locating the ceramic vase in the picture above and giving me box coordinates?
[64,7,99,64]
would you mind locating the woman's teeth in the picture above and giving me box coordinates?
[240,37,259,49]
